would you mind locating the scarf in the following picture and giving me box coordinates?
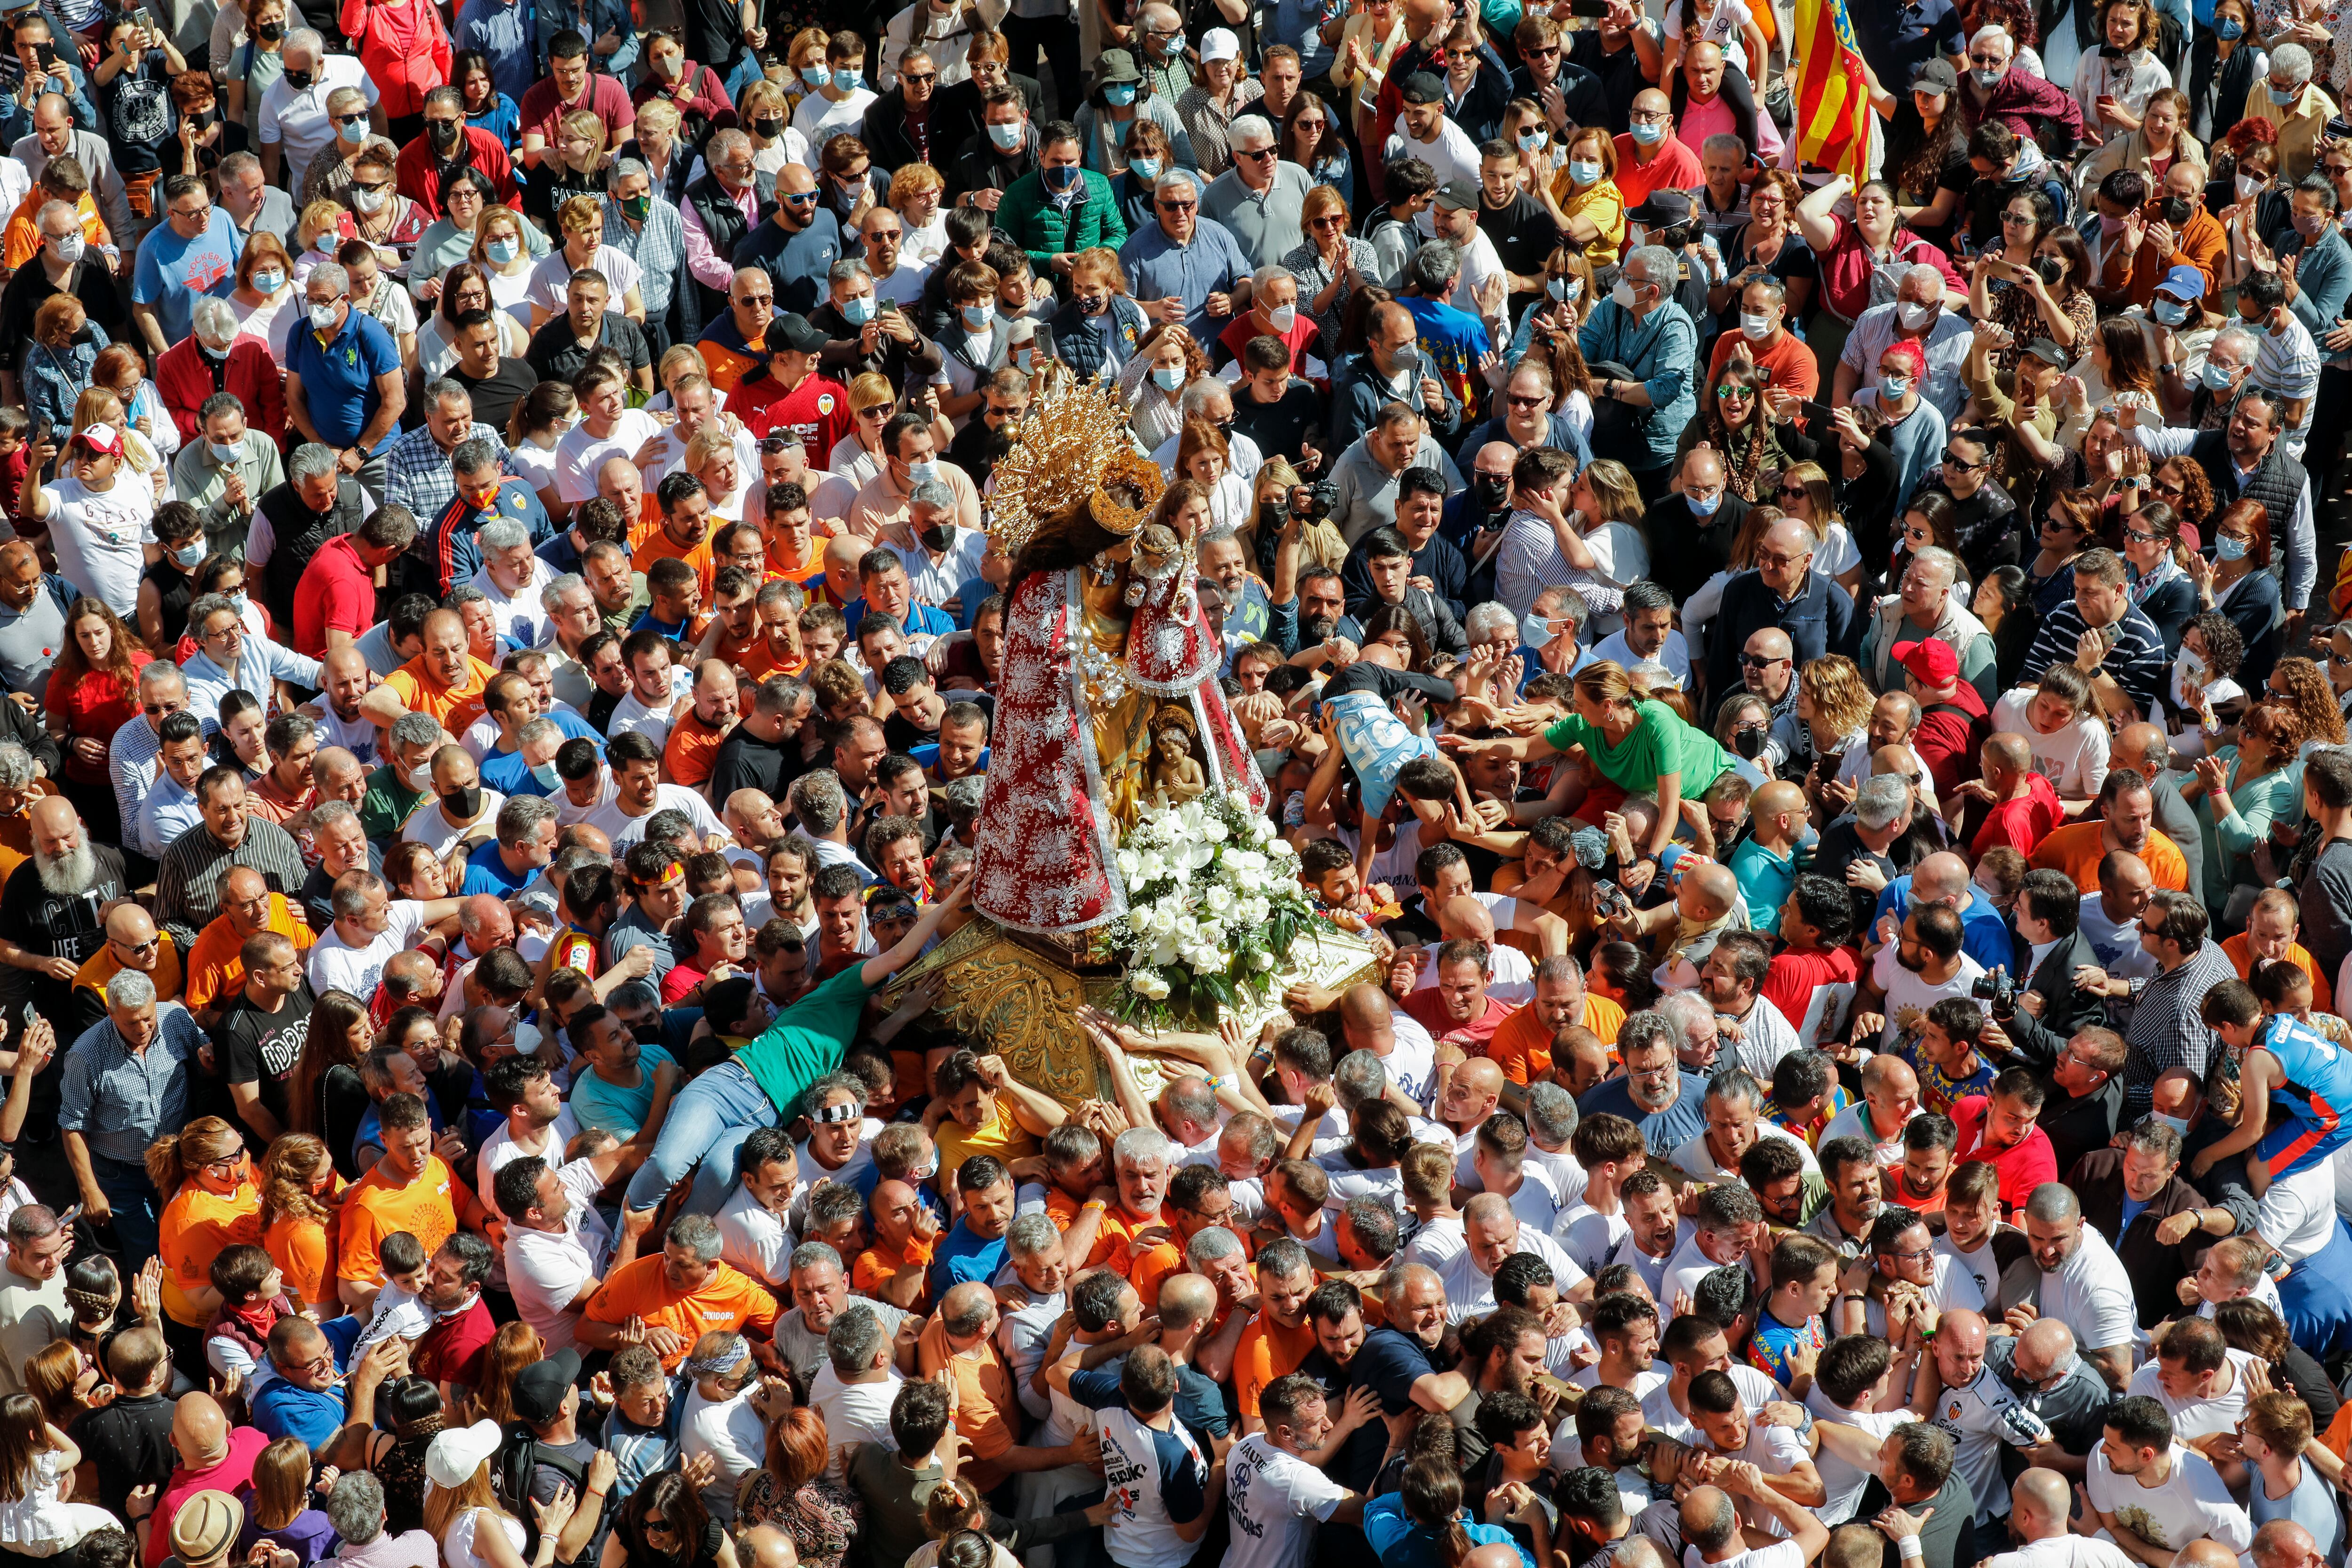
[2128,553,2184,608]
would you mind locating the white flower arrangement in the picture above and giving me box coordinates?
[1110,790,1317,1028]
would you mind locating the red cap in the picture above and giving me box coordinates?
[77,422,123,458]
[1891,638,1958,687]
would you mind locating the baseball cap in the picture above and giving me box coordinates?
[2020,337,2070,367]
[1435,179,1479,212]
[1200,27,1240,62]
[79,422,123,458]
[1911,58,1958,95]
[1891,638,1960,687]
[1399,71,1445,104]
[171,1491,245,1566]
[1627,188,1695,227]
[2156,263,2207,300]
[768,313,829,355]
[424,1420,506,1489]
[511,1347,586,1425]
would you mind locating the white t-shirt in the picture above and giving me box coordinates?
[793,86,878,141]
[1375,1012,1439,1110]
[1661,1232,1747,1303]
[1702,1420,1811,1537]
[1981,1537,2139,1568]
[1661,0,1756,72]
[2124,1347,2260,1441]
[42,475,155,618]
[810,1362,901,1482]
[1869,940,1986,1047]
[1934,1231,2008,1307]
[469,557,561,652]
[554,409,662,504]
[1223,1433,1350,1568]
[1410,942,1536,1006]
[1802,1394,1908,1526]
[1927,1361,2034,1523]
[1670,1120,1818,1184]
[503,1156,613,1354]
[1556,1202,1629,1274]
[715,1181,795,1289]
[681,1383,767,1483]
[1992,689,2111,802]
[524,245,647,318]
[1433,1225,1585,1320]
[1605,1222,1688,1299]
[308,898,427,997]
[1527,1143,1588,1212]
[257,54,379,193]
[402,792,505,857]
[584,782,728,851]
[1099,1406,1211,1568]
[2040,1225,2141,1356]
[1643,1364,1780,1444]
[2083,1443,2251,1556]
[1860,1253,1983,1337]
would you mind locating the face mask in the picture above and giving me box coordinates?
[172,539,206,568]
[351,186,386,214]
[1519,609,1554,647]
[1152,365,1185,390]
[442,785,484,817]
[427,119,460,151]
[1104,82,1136,106]
[405,762,434,792]
[2203,360,2237,389]
[800,65,826,86]
[1567,158,1602,184]
[1131,155,1161,178]
[2033,256,2064,285]
[1971,67,2001,87]
[2177,645,2205,680]
[337,119,366,145]
[842,294,877,325]
[308,302,341,332]
[199,339,230,360]
[2296,212,2327,237]
[1268,304,1297,332]
[1044,163,1080,191]
[1476,474,1510,509]
[2217,533,2249,561]
[2161,195,2194,226]
[1611,279,1638,310]
[960,303,991,331]
[530,761,561,789]
[832,68,860,90]
[1896,301,1936,331]
[621,193,651,222]
[751,116,783,139]
[1688,491,1722,517]
[907,459,941,487]
[2155,1112,2192,1137]
[2216,15,2244,36]
[921,522,956,549]
[255,20,283,39]
[1739,310,1774,340]
[1078,293,1107,314]
[209,441,240,463]
[1518,129,1546,153]
[1014,347,1034,369]
[1628,122,1664,147]
[2238,173,2265,199]
[2098,213,2124,236]
[282,66,311,88]
[1881,374,1912,400]
[2270,85,2298,106]
[2153,298,2190,326]
[486,237,518,264]
[1547,275,1581,302]
[988,121,1024,151]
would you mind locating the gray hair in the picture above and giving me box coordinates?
[1229,113,1275,148]
[707,129,751,163]
[515,716,560,749]
[188,593,240,633]
[330,872,386,921]
[451,437,499,478]
[1179,380,1230,418]
[908,479,956,513]
[1112,1128,1175,1169]
[1005,1211,1062,1259]
[1334,1049,1389,1111]
[1902,263,1947,298]
[1463,601,1518,645]
[476,516,531,554]
[2,1207,55,1250]
[824,1302,886,1375]
[1657,990,1716,1047]
[667,1212,723,1262]
[1704,1065,1765,1111]
[140,661,187,695]
[191,295,238,344]
[1617,1010,1677,1060]
[1408,240,1460,294]
[2120,1116,2183,1165]
[324,1472,386,1545]
[1251,263,1294,292]
[282,25,324,59]
[788,1240,843,1276]
[1969,23,2013,55]
[608,156,651,189]
[544,573,592,610]
[1699,132,1745,161]
[309,799,358,835]
[288,443,340,484]
[790,770,846,833]
[0,745,35,793]
[2274,42,2314,82]
[1525,1081,1578,1145]
[494,794,557,847]
[828,257,874,287]
[2210,324,2260,367]
[424,378,472,415]
[107,970,155,1012]
[1184,1226,1243,1265]
[1854,774,1911,831]
[306,261,349,300]
[389,712,442,752]
[1153,169,1200,201]
[1623,244,1678,289]
[1908,544,1961,589]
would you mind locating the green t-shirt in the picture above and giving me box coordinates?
[1542,699,1733,798]
[735,963,875,1116]
[356,765,424,841]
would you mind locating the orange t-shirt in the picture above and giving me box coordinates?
[72,937,184,1019]
[662,706,731,788]
[852,1234,936,1305]
[1481,991,1627,1084]
[2221,932,2335,1011]
[1232,1309,1318,1417]
[915,1316,1017,1460]
[183,898,316,1014]
[385,654,500,729]
[768,545,828,595]
[159,1178,265,1328]
[339,1155,471,1290]
[2029,823,2189,894]
[580,1255,780,1371]
[636,527,716,598]
[263,1175,346,1313]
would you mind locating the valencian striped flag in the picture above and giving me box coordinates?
[1791,0,1872,186]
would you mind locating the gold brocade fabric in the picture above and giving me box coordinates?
[1078,566,1156,835]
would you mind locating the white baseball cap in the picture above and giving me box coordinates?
[1200,28,1240,61]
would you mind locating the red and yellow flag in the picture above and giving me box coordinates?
[1791,0,1873,186]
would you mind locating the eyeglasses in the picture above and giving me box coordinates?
[2151,479,2184,497]
[1754,549,1808,568]
[902,71,937,85]
[1941,450,1985,470]
[1310,215,1346,229]
[1737,652,1786,667]
[1628,111,1668,126]
[169,203,211,219]
[1235,146,1275,161]
[1774,484,1808,500]
[1715,385,1755,399]
[737,292,775,307]
[117,935,160,956]
[2002,210,2034,226]
[1506,393,1546,408]
[780,191,818,206]
[1888,1244,1936,1263]
[2123,527,2158,544]
[142,702,182,716]
[1968,52,2004,65]
[201,1147,246,1171]
[1524,43,1558,57]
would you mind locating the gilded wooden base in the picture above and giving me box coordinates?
[881,916,1387,1110]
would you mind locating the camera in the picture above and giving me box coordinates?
[1972,964,2015,1019]
[1291,479,1337,524]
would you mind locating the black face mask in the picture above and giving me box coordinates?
[2034,255,2065,285]
[443,785,483,817]
[921,522,955,549]
[282,66,312,88]
[255,20,284,39]
[427,118,460,150]
[1474,474,1510,510]
[2161,194,2194,225]
[1734,725,1765,759]
[751,116,783,139]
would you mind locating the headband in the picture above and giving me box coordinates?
[810,1100,861,1125]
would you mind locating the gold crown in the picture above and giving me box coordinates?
[986,366,1166,557]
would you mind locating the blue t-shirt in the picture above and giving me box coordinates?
[1578,1073,1708,1153]
[131,210,243,343]
[285,310,403,454]
[477,709,599,797]
[571,1043,678,1139]
[1730,839,1796,937]
[251,1377,346,1450]
[461,838,537,897]
[1871,876,2014,973]
[1068,1356,1232,1445]
[1364,1495,1534,1568]
[929,1221,1009,1299]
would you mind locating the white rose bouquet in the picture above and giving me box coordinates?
[1109,789,1317,1028]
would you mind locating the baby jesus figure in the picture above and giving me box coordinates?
[1147,705,1207,806]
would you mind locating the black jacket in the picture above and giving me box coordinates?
[1342,532,1469,624]
[2067,1147,2210,1329]
[1644,491,1751,605]
[860,86,935,174]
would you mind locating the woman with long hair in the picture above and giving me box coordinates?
[2213,1297,2340,1428]
[505,382,579,503]
[1242,457,1348,584]
[1888,492,1965,597]
[1673,363,1813,501]
[24,294,102,438]
[146,1116,261,1376]
[1121,323,1208,449]
[451,48,520,149]
[0,1391,114,1553]
[1544,125,1625,268]
[285,990,372,1178]
[1793,175,1959,353]
[1355,602,1437,675]
[1769,461,1867,594]
[1886,74,1971,226]
[470,203,540,326]
[2071,0,2174,138]
[1796,655,1877,779]
[424,1421,577,1568]
[415,259,531,383]
[1971,564,2041,689]
[1282,92,1356,207]
[2121,500,2196,652]
[1506,247,1597,360]
[1974,219,2097,366]
[602,1471,736,1568]
[736,1408,859,1568]
[827,374,898,488]
[258,1133,343,1313]
[41,597,150,844]
[2187,0,2262,145]
[1174,420,1252,533]
[236,1434,337,1566]
[1366,1452,1551,1568]
[2265,655,2347,750]
[2079,85,2207,196]
[226,232,296,359]
[469,1321,544,1427]
[20,1341,103,1432]
[371,1377,446,1535]
[2025,488,2099,614]
[2150,453,2214,534]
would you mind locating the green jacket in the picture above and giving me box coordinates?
[996,167,1128,271]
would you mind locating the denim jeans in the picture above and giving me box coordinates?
[621,1058,779,1215]
[88,1151,161,1268]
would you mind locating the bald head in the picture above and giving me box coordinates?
[105,903,157,945]
[2115,722,2169,776]
[1912,852,1971,903]
[741,1526,799,1568]
[1746,626,1794,663]
[2249,1526,2316,1568]
[1464,1546,1525,1568]
[1983,733,2032,779]
[2013,1318,2077,1382]
[1862,1053,1917,1099]
[941,1280,994,1331]
[1939,1307,1987,1350]
[1339,984,1393,1033]
[1158,1271,1218,1331]
[2010,1469,2071,1536]
[1751,780,1806,825]
[1682,862,1738,920]
[1435,894,1496,943]
[1760,522,1812,566]
[1453,1058,1504,1100]
[173,1393,229,1466]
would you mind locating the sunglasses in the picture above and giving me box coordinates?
[1774,484,1808,500]
[1737,652,1784,668]
[1506,393,1546,407]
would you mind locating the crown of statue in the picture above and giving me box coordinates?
[985,365,1167,558]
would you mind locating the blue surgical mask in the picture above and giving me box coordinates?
[842,295,877,325]
[832,68,861,90]
[1517,128,1547,154]
[1131,156,1161,178]
[2203,360,2237,390]
[1628,123,1664,147]
[172,539,205,568]
[230,593,250,617]
[210,441,241,463]
[1152,365,1185,390]
[1104,83,1137,106]
[2271,84,2298,105]
[2216,533,2249,561]
[1519,609,1555,647]
[2215,15,2244,37]
[800,65,826,86]
[1972,67,2002,88]
[2152,299,2190,326]
[1688,491,1722,517]
[2154,1112,2192,1137]
[907,459,941,487]
[1567,158,1602,185]
[1880,374,1912,401]
[530,761,561,789]
[988,121,1024,151]
[486,237,518,264]
[960,303,992,331]
[1547,275,1581,302]
[1044,163,1080,191]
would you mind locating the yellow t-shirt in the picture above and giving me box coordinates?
[1552,176,1627,268]
[937,1098,1039,1189]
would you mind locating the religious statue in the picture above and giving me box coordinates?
[1146,706,1207,807]
[968,370,1267,949]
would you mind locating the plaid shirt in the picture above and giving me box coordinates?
[603,194,683,318]
[59,1004,202,1165]
[2120,938,2235,1120]
[383,422,511,525]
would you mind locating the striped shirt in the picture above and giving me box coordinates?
[106,716,166,860]
[2017,598,2169,719]
[2121,938,2237,1120]
[602,194,683,317]
[2251,311,2322,454]
[156,818,308,953]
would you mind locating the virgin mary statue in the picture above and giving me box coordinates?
[969,372,1267,948]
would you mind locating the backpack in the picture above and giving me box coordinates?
[493,1427,592,1564]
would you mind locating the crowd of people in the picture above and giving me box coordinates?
[0,1,2346,1568]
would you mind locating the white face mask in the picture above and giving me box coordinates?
[48,232,82,263]
[308,302,341,332]
[351,186,387,214]
[1268,304,1297,332]
[405,761,434,792]
[1611,279,1638,310]
[1897,301,1936,331]
[1739,310,1774,340]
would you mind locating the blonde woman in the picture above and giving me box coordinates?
[1545,126,1625,267]
[423,1420,580,1568]
[689,427,750,521]
[623,98,691,198]
[1245,456,1349,578]
[472,204,540,326]
[1285,184,1378,352]
[289,198,346,286]
[1770,461,1867,594]
[523,109,615,236]
[1795,653,1875,781]
[781,26,830,113]
[828,374,898,486]
[1563,459,1649,637]
[526,195,647,329]
[647,343,722,414]
[299,86,373,207]
[737,79,810,177]
[890,163,950,265]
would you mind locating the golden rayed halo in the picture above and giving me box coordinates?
[985,366,1166,557]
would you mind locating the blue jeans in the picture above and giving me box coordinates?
[88,1151,161,1267]
[622,1058,778,1215]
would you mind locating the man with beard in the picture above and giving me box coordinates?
[1805,1136,1886,1259]
[1580,1014,1707,1152]
[156,769,309,954]
[409,1232,498,1390]
[496,1139,647,1356]
[0,798,131,1076]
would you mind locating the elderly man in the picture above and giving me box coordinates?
[0,797,131,1042]
[1200,113,1313,268]
[1118,168,1255,347]
[1704,520,1859,703]
[180,594,324,740]
[384,381,513,528]
[1578,244,1695,492]
[1329,402,1466,548]
[57,969,201,1264]
[2247,42,2335,180]
[576,1210,781,1377]
[1859,544,2000,708]
[680,132,764,320]
[250,1317,406,1461]
[284,261,405,497]
[156,768,308,953]
[1579,1013,1707,1148]
[1835,263,1974,418]
[0,197,124,408]
[600,157,685,354]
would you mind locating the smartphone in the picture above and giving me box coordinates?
[55,1204,79,1227]
[1798,399,1834,423]
[1568,0,1611,14]
[31,40,55,69]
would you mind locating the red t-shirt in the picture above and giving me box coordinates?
[150,1425,269,1566]
[1607,135,1703,207]
[1218,311,1321,375]
[1912,683,1990,802]
[1951,1093,2059,1215]
[1760,945,1859,1047]
[516,73,636,150]
[747,372,855,466]
[1401,989,1513,1053]
[50,653,151,785]
[1972,772,2065,858]
[293,534,379,658]
[412,1296,495,1389]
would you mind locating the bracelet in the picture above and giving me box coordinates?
[1081,1199,1108,1212]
